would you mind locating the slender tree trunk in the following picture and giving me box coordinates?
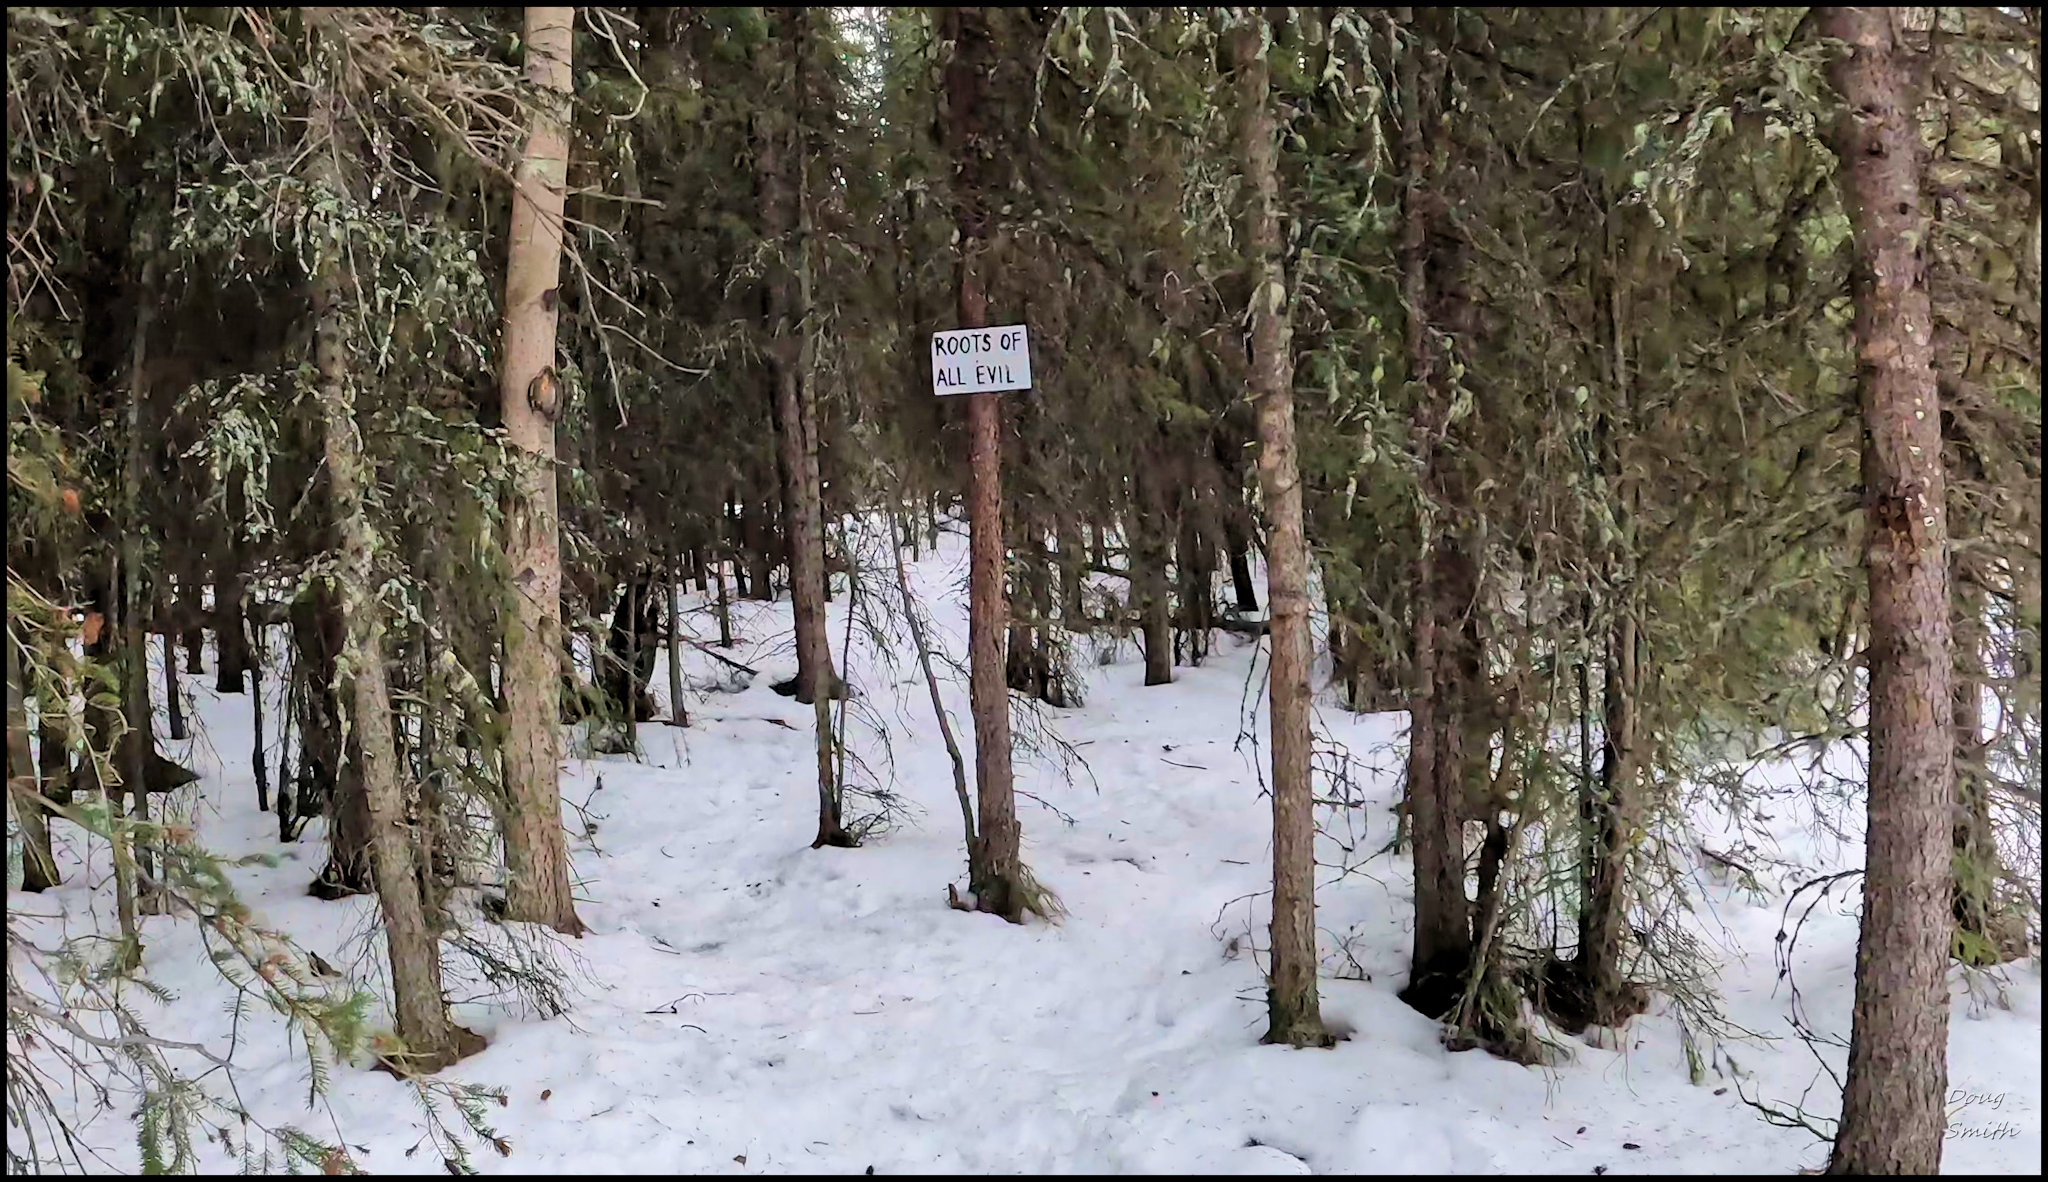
[601,572,659,739]
[1949,586,2014,962]
[946,5,1025,923]
[1057,516,1087,630]
[743,496,776,601]
[726,495,750,599]
[301,580,372,899]
[214,577,248,694]
[1005,506,1046,699]
[1328,584,1362,710]
[37,704,68,809]
[32,551,69,809]
[1226,522,1260,613]
[894,510,975,855]
[761,10,838,707]
[278,632,303,842]
[215,500,249,693]
[1027,528,1054,700]
[9,631,60,892]
[714,555,734,647]
[1176,499,1212,667]
[667,564,689,727]
[1570,154,1647,1029]
[308,101,474,1070]
[1572,610,1645,1025]
[1234,16,1331,1049]
[123,247,162,915]
[1392,10,1471,1019]
[1821,9,1954,1174]
[1135,471,1174,687]
[179,575,205,675]
[103,570,143,970]
[162,631,185,741]
[250,615,270,813]
[496,5,584,937]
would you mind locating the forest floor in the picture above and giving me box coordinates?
[13,519,2042,1175]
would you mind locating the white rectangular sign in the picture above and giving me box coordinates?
[931,324,1032,395]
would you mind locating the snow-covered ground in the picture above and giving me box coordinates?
[11,521,2041,1174]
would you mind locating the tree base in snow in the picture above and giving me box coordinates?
[370,1023,487,1079]
[1396,955,1469,1022]
[1263,999,1339,1049]
[1532,955,1649,1034]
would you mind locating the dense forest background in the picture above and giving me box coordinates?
[5,6,2040,1176]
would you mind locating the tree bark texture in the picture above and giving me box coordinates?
[9,631,60,892]
[308,94,473,1070]
[666,566,689,726]
[760,8,838,707]
[496,5,584,936]
[123,244,163,913]
[946,5,1023,922]
[1134,465,1175,687]
[295,589,372,900]
[1821,8,1955,1174]
[1234,16,1330,1049]
[1393,9,1472,1015]
[215,489,249,694]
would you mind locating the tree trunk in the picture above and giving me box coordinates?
[277,632,302,842]
[1004,508,1042,699]
[726,496,750,599]
[894,509,976,856]
[761,10,838,708]
[1234,16,1331,1049]
[299,588,372,900]
[1821,8,1954,1174]
[214,579,248,694]
[37,704,68,809]
[162,632,186,742]
[81,572,116,789]
[1057,516,1087,630]
[1135,471,1175,687]
[667,565,689,727]
[495,4,584,937]
[179,576,205,675]
[946,5,1025,923]
[600,573,659,734]
[1027,527,1055,701]
[1949,587,2013,963]
[1328,584,1363,711]
[1568,148,1648,1031]
[123,250,162,915]
[743,496,776,601]
[9,631,60,892]
[1226,522,1260,614]
[1570,610,1646,1027]
[1394,9,1472,1018]
[215,497,249,693]
[308,100,476,1071]
[1176,497,1213,667]
[95,560,143,968]
[714,555,734,647]
[250,616,270,814]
